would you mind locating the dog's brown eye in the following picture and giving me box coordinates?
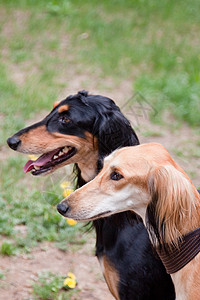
[110,171,123,181]
[60,116,71,124]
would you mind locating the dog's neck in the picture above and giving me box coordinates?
[146,191,200,300]
[78,150,99,182]
[74,133,99,182]
[171,254,200,300]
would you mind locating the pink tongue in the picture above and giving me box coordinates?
[24,149,59,173]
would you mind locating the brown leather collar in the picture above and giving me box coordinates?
[156,227,200,274]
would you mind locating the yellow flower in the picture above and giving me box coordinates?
[60,181,71,189]
[28,155,38,161]
[63,188,74,198]
[66,218,77,226]
[67,272,76,281]
[64,277,76,289]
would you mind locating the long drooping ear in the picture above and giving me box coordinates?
[146,165,197,248]
[93,106,139,166]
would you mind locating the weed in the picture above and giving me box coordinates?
[0,241,16,256]
[32,271,77,300]
[0,271,5,280]
[142,130,163,137]
[0,157,87,254]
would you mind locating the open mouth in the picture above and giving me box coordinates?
[24,146,77,176]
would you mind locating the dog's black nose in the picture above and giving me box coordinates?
[57,203,69,216]
[7,136,21,151]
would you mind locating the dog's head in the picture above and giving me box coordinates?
[7,90,139,179]
[57,143,199,247]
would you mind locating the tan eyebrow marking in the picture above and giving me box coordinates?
[53,100,61,108]
[58,104,69,113]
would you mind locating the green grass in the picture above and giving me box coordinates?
[0,271,5,280]
[141,130,163,137]
[0,241,16,256]
[32,271,78,300]
[135,72,200,126]
[0,155,88,254]
[0,0,200,132]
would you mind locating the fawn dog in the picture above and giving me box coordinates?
[58,143,200,300]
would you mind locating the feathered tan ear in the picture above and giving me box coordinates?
[147,165,197,248]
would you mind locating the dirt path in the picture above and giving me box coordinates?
[0,241,113,300]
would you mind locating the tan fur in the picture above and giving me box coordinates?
[60,143,200,299]
[53,100,61,108]
[18,125,98,180]
[103,256,120,300]
[148,165,200,247]
[171,255,200,300]
[58,104,69,113]
[19,125,56,153]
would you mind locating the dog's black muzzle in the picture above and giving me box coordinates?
[57,202,69,216]
[7,136,21,151]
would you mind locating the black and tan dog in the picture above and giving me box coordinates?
[7,91,175,300]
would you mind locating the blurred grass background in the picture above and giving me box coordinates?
[0,0,200,143]
[0,0,199,298]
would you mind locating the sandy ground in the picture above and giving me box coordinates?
[0,240,114,300]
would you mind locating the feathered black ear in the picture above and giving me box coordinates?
[93,106,139,164]
[78,90,88,97]
[78,90,89,106]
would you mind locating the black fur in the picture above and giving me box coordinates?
[146,182,164,249]
[101,218,175,300]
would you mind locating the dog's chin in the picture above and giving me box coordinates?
[67,210,113,221]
